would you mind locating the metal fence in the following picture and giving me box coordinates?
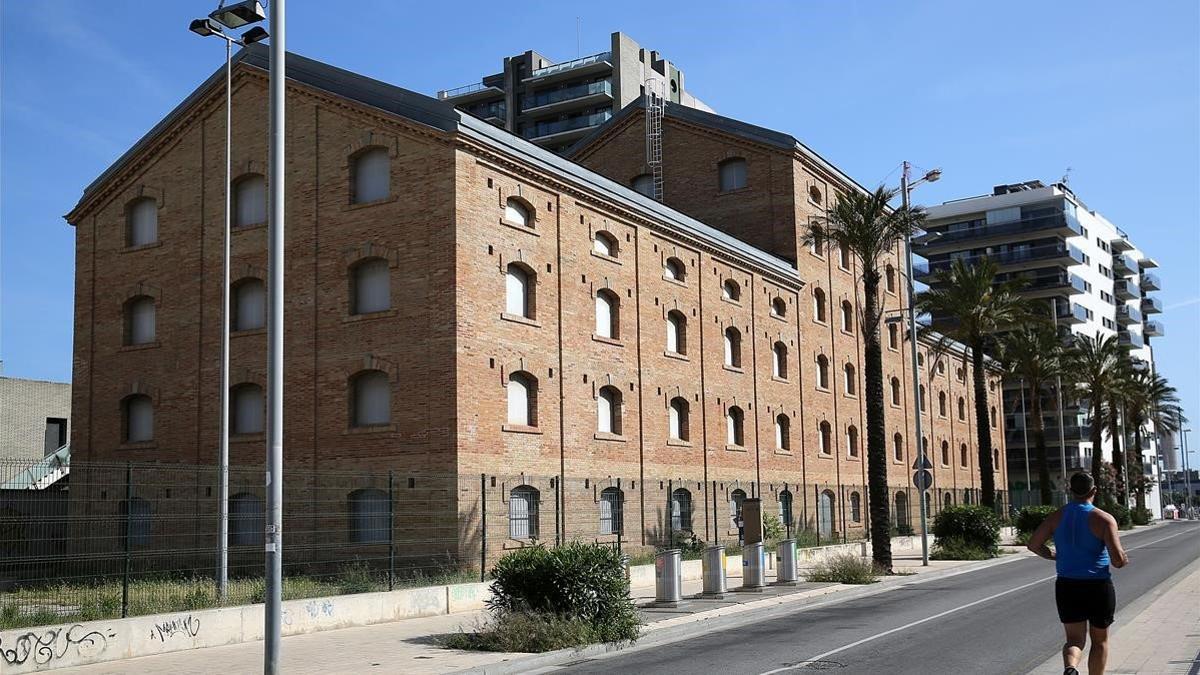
[0,459,1007,629]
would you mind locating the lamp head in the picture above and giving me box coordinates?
[210,0,267,29]
[189,17,222,37]
[924,168,943,183]
[240,26,269,45]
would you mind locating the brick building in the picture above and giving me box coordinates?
[63,46,1005,569]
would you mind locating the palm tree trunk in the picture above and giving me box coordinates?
[1032,384,1052,506]
[971,336,996,508]
[1089,396,1104,482]
[1108,397,1124,505]
[1132,425,1146,512]
[862,273,892,571]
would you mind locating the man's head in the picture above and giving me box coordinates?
[1069,472,1097,501]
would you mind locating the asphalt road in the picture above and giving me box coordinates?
[558,521,1200,675]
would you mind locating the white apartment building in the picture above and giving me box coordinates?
[917,181,1165,515]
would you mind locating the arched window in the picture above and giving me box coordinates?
[721,279,741,302]
[960,443,969,467]
[958,397,966,421]
[718,157,747,192]
[919,384,927,412]
[772,341,788,379]
[124,296,156,345]
[351,370,390,427]
[730,489,747,528]
[233,278,266,331]
[778,490,794,527]
[504,197,530,227]
[126,197,157,247]
[918,353,925,367]
[838,241,851,269]
[666,310,687,355]
[775,413,790,451]
[724,327,742,368]
[846,425,859,458]
[938,392,948,417]
[593,231,618,258]
[841,301,854,333]
[890,377,901,405]
[230,493,264,545]
[595,289,619,339]
[349,488,390,544]
[844,363,857,395]
[937,360,946,375]
[809,231,825,258]
[941,440,950,466]
[669,397,689,441]
[351,257,390,315]
[120,497,152,546]
[231,383,264,435]
[956,367,965,382]
[509,485,539,539]
[886,264,896,293]
[122,394,153,443]
[816,355,830,390]
[850,492,862,523]
[505,263,535,319]
[893,432,904,462]
[888,323,899,350]
[507,371,537,427]
[895,492,909,528]
[726,406,744,446]
[963,489,973,505]
[351,147,390,204]
[994,448,1001,470]
[813,288,827,323]
[817,490,835,538]
[600,487,623,535]
[597,385,622,435]
[991,406,997,428]
[819,421,832,455]
[631,173,654,197]
[771,297,787,317]
[664,257,686,282]
[671,488,693,531]
[233,174,266,227]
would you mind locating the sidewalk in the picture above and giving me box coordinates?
[46,549,1010,675]
[1030,561,1200,675]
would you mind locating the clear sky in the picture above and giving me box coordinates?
[2,1,1198,453]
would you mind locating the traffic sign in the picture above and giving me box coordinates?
[912,454,933,470]
[912,469,933,491]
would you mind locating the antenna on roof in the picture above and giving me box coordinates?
[1060,166,1072,186]
[644,77,665,202]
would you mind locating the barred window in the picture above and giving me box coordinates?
[509,485,540,539]
[600,487,623,535]
[671,488,693,531]
[230,493,264,545]
[349,488,390,544]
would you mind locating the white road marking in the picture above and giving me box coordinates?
[756,524,1199,675]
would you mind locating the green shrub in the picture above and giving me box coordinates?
[1097,499,1132,530]
[669,530,706,559]
[1015,505,1058,536]
[442,611,597,653]
[1131,507,1152,526]
[804,553,879,585]
[932,505,1001,555]
[763,515,786,545]
[336,561,379,595]
[930,538,993,561]
[487,543,639,645]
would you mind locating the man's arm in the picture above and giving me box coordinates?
[1026,510,1061,560]
[1095,511,1129,568]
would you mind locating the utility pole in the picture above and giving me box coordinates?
[1050,298,1067,496]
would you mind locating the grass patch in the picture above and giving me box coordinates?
[930,537,995,561]
[441,611,604,653]
[804,553,880,585]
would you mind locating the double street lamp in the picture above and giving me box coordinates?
[188,0,267,603]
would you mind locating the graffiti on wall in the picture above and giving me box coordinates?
[1,624,117,666]
[148,614,201,642]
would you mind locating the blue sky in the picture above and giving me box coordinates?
[2,0,1198,448]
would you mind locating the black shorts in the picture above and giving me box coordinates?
[1055,577,1116,628]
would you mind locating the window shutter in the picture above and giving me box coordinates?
[233,385,264,434]
[354,371,390,426]
[130,299,156,344]
[235,176,267,227]
[354,259,390,314]
[353,148,390,203]
[235,280,266,330]
[127,396,153,442]
[129,199,157,246]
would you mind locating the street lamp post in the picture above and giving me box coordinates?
[901,161,940,566]
[1019,378,1031,498]
[1049,298,1067,497]
[1184,428,1194,519]
[188,5,267,603]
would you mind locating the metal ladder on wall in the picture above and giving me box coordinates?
[644,78,665,203]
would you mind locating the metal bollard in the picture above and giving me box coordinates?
[620,554,631,582]
[774,539,798,585]
[654,548,683,607]
[701,545,727,597]
[740,541,766,591]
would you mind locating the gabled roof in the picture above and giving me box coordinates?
[69,45,800,281]
[568,98,874,197]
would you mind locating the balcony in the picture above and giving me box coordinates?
[521,80,613,116]
[1118,329,1145,349]
[1114,278,1141,301]
[1141,296,1163,314]
[917,209,1082,254]
[437,82,505,104]
[1140,272,1161,291]
[1113,253,1139,276]
[1144,320,1164,338]
[464,100,506,122]
[522,110,613,143]
[919,243,1085,281]
[1015,271,1088,299]
[1110,236,1134,253]
[525,51,613,84]
[1055,302,1090,325]
[1116,304,1143,325]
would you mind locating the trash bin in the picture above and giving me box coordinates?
[775,539,798,585]
[655,548,683,606]
[741,541,766,590]
[702,545,727,597]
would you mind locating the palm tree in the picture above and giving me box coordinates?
[1124,370,1183,511]
[1000,322,1066,506]
[803,185,924,572]
[1104,352,1137,505]
[1065,333,1121,496]
[917,258,1029,509]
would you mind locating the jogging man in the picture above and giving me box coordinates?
[1028,472,1129,675]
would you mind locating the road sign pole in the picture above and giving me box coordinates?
[912,463,933,566]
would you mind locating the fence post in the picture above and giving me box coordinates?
[387,471,395,592]
[813,484,820,547]
[667,479,673,546]
[554,478,561,547]
[616,478,623,555]
[122,462,132,619]
[479,473,487,583]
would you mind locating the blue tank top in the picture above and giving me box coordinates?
[1054,502,1111,580]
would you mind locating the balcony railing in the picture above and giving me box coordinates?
[1009,271,1088,294]
[528,51,612,79]
[523,80,612,111]
[438,82,494,99]
[522,110,613,140]
[1114,278,1141,300]
[1144,320,1164,337]
[1140,272,1161,291]
[1118,330,1145,349]
[919,209,1081,248]
[465,100,506,120]
[1141,296,1163,314]
[1113,253,1139,276]
[1116,304,1143,325]
[921,243,1084,279]
[1055,302,1090,324]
